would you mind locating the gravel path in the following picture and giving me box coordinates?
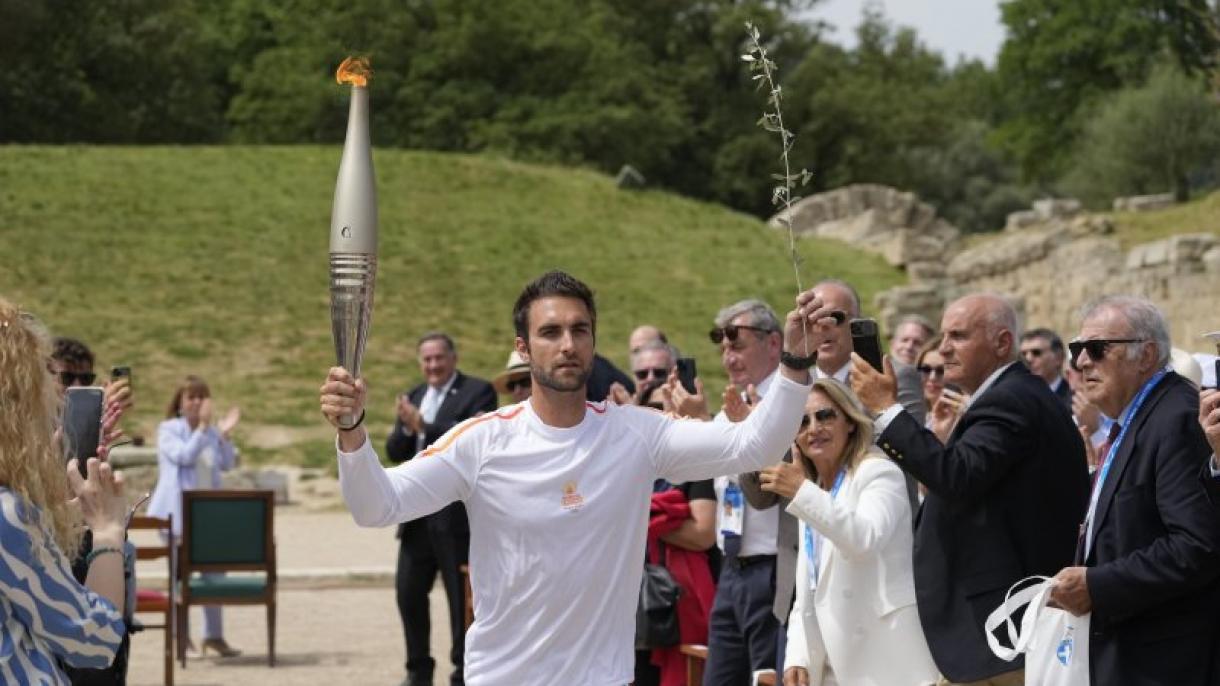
[125,505,458,685]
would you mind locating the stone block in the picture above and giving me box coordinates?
[1032,198,1082,221]
[1112,193,1174,213]
[1005,210,1040,231]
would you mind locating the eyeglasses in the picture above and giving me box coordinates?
[917,364,945,379]
[709,325,770,345]
[1021,348,1044,359]
[505,377,530,392]
[1067,338,1145,367]
[57,371,96,387]
[633,367,669,381]
[799,407,839,429]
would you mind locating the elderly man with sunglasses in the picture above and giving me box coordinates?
[1049,296,1220,686]
[851,293,1089,686]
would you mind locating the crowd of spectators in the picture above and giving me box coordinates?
[359,273,1220,686]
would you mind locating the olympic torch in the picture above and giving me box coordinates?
[329,56,377,429]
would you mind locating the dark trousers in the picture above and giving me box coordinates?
[396,521,467,684]
[702,556,778,686]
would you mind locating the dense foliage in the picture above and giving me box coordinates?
[2,0,1217,227]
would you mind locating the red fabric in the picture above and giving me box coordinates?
[647,489,717,686]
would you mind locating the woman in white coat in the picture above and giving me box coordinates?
[759,378,937,686]
[146,375,242,657]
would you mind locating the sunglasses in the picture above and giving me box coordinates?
[1021,348,1044,358]
[1067,338,1144,367]
[917,364,945,378]
[57,371,96,386]
[709,324,770,345]
[799,407,839,429]
[505,377,530,392]
[633,367,669,381]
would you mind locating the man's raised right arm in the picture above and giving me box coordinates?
[322,368,474,527]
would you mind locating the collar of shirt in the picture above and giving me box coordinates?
[428,372,459,398]
[1049,376,1064,393]
[964,361,1017,411]
[816,360,852,383]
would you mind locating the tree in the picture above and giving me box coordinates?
[995,0,1219,183]
[1062,62,1220,206]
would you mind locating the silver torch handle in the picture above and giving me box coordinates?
[329,69,378,430]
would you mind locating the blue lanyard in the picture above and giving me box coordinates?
[804,470,846,589]
[1084,369,1166,554]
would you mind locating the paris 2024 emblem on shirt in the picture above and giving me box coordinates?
[561,481,585,511]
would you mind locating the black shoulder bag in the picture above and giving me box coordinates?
[635,540,682,649]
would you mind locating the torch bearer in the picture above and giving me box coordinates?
[330,56,377,429]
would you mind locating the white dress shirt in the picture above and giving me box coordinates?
[714,368,781,556]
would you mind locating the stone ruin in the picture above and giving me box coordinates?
[773,186,1220,351]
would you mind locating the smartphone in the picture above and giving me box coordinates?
[849,318,884,372]
[1212,359,1220,390]
[676,357,698,394]
[110,365,131,388]
[64,386,104,476]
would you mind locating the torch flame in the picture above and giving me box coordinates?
[336,56,372,87]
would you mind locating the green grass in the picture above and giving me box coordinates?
[0,146,905,466]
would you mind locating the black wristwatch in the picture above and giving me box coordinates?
[780,350,818,370]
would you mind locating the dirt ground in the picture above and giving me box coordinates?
[124,479,458,686]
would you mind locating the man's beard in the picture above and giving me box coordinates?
[532,360,592,392]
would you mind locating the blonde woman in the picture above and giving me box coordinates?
[759,379,936,686]
[0,298,128,682]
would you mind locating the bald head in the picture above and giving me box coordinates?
[938,294,1020,393]
[629,325,665,355]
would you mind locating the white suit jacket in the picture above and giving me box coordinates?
[784,454,938,686]
[146,417,237,536]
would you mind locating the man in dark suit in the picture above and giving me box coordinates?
[852,293,1090,685]
[1020,327,1072,408]
[1048,296,1220,685]
[386,332,497,686]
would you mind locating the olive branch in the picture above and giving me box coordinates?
[743,22,813,351]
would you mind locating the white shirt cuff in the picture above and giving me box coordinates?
[1210,453,1220,478]
[873,403,905,435]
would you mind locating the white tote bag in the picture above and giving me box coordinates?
[984,576,1089,686]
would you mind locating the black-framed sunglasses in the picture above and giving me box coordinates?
[57,371,96,386]
[917,364,945,379]
[633,367,669,381]
[709,324,769,345]
[1067,338,1145,367]
[799,407,839,429]
[505,377,530,392]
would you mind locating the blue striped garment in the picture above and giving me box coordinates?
[0,488,124,685]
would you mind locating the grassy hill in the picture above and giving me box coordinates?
[0,146,905,468]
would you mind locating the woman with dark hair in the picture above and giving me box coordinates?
[0,298,128,683]
[146,375,241,657]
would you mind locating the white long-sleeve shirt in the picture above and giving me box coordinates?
[337,373,810,686]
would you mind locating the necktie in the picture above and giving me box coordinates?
[1092,422,1121,484]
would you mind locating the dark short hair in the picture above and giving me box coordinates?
[51,337,94,369]
[166,375,211,418]
[513,270,597,340]
[1021,328,1064,355]
[417,331,456,354]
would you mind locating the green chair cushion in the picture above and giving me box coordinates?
[187,575,268,599]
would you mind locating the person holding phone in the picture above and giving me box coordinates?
[0,299,128,683]
[146,375,241,658]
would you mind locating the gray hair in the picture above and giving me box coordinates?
[714,299,782,334]
[894,314,935,339]
[630,338,676,368]
[814,279,861,318]
[1079,295,1171,368]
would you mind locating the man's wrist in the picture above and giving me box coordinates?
[780,349,818,371]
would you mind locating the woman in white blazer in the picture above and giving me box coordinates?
[146,375,242,658]
[760,378,937,686]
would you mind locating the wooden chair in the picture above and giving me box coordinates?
[176,489,276,667]
[129,514,175,686]
[679,644,707,686]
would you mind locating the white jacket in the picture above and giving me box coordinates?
[784,453,938,686]
[146,417,237,536]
